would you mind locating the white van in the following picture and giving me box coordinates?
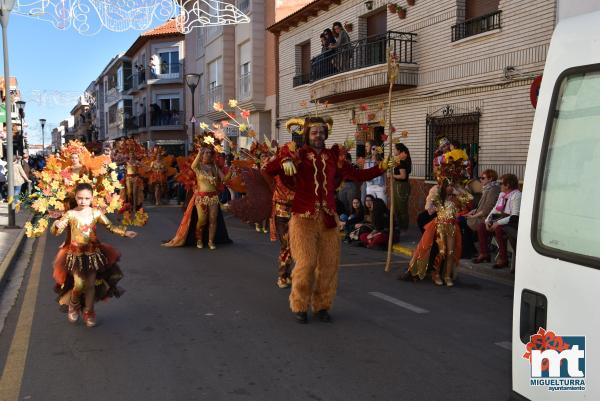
[512,4,600,401]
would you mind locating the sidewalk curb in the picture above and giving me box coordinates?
[392,243,413,257]
[0,228,27,284]
[0,212,33,284]
[391,241,514,285]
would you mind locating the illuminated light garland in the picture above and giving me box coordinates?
[13,0,250,35]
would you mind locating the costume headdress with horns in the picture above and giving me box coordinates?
[302,116,333,145]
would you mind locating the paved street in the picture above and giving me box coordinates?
[0,206,513,401]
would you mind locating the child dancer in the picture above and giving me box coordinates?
[51,183,137,327]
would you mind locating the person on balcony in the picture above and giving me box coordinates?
[329,22,351,71]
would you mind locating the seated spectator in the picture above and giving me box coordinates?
[359,198,389,249]
[458,169,500,258]
[473,174,521,269]
[347,194,374,241]
[340,197,365,242]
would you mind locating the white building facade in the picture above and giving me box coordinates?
[269,0,556,217]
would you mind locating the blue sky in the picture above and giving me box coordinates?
[2,13,163,146]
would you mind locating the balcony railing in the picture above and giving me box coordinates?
[137,113,146,128]
[293,73,311,87]
[133,69,147,88]
[451,10,502,42]
[150,109,182,126]
[149,62,182,80]
[208,85,223,109]
[238,72,251,100]
[299,31,416,86]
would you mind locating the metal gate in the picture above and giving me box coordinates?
[426,105,480,179]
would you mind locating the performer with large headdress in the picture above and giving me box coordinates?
[145,146,176,206]
[162,132,231,249]
[22,140,136,327]
[113,139,146,212]
[406,148,473,286]
[265,116,390,323]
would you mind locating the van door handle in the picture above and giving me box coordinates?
[519,289,547,343]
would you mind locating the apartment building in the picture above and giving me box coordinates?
[92,20,186,154]
[268,0,555,218]
[61,117,76,143]
[69,95,92,142]
[185,0,286,149]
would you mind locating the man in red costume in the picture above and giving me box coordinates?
[265,116,389,323]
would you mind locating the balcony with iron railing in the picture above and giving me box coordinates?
[150,109,182,128]
[131,69,147,90]
[451,10,502,42]
[137,113,146,129]
[208,85,223,108]
[297,31,418,103]
[238,72,251,100]
[149,62,183,81]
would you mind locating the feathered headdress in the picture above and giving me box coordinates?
[434,149,470,185]
[113,139,146,163]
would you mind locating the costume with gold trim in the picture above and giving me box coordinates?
[163,135,231,248]
[51,209,128,310]
[264,116,386,313]
[408,149,473,284]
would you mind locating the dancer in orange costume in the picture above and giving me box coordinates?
[408,149,473,286]
[162,138,231,249]
[265,116,390,323]
[148,147,168,206]
[51,183,137,327]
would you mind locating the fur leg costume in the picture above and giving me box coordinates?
[289,213,340,313]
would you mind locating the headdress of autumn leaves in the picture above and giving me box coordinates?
[23,140,124,238]
[198,99,259,155]
[113,139,147,163]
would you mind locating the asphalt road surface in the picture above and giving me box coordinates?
[0,205,514,401]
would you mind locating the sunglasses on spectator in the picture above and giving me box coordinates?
[479,176,487,180]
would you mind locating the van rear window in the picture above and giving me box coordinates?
[535,69,600,264]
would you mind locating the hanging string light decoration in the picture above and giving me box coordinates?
[12,0,250,35]
[177,0,250,33]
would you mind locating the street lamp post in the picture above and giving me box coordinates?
[185,73,201,156]
[16,99,24,155]
[39,118,46,155]
[1,0,17,227]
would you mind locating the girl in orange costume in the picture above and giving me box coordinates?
[51,183,137,327]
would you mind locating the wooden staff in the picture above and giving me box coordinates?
[385,50,400,273]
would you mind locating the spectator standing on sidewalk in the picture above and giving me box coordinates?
[21,151,33,194]
[364,146,387,204]
[12,156,31,197]
[337,152,361,216]
[0,158,7,201]
[392,143,412,236]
